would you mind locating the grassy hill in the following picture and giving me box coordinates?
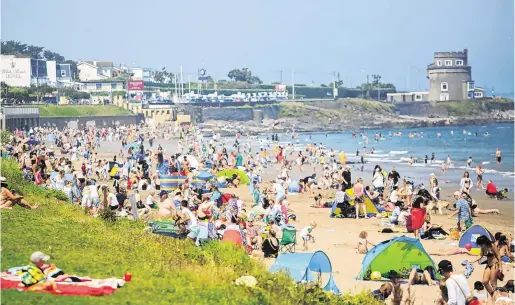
[0,158,378,305]
[38,105,132,117]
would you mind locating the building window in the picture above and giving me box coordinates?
[60,70,67,77]
[474,92,483,98]
[441,82,448,91]
[96,83,101,90]
[444,60,452,66]
[440,93,449,101]
[111,83,117,89]
[436,60,442,66]
[456,60,463,66]
[467,82,474,91]
[415,94,422,101]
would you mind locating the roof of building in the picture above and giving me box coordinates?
[84,61,113,68]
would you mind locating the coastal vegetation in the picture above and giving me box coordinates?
[38,105,132,117]
[437,98,514,117]
[0,158,382,305]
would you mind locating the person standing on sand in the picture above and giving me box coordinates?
[353,177,367,219]
[495,148,502,165]
[438,260,471,305]
[341,165,352,191]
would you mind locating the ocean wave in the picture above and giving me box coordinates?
[482,161,491,164]
[389,150,409,155]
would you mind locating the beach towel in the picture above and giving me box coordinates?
[461,260,474,279]
[1,272,123,296]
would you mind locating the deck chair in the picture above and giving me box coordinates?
[279,228,297,253]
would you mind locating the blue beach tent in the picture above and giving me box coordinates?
[269,251,341,295]
[458,224,495,255]
[358,235,439,280]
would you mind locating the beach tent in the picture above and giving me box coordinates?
[358,236,439,280]
[344,188,378,214]
[216,169,250,185]
[159,175,206,191]
[221,230,243,246]
[269,251,341,295]
[458,224,495,255]
[195,171,214,181]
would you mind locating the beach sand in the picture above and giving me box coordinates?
[83,137,514,305]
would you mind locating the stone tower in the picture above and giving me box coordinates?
[427,49,473,101]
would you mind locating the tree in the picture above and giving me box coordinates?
[227,68,261,84]
[43,50,65,62]
[371,74,382,86]
[153,71,165,83]
[8,87,28,100]
[25,45,44,59]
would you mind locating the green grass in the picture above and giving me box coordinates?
[38,105,132,117]
[0,158,381,305]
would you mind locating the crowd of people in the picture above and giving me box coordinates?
[1,123,513,305]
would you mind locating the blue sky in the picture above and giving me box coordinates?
[1,0,513,94]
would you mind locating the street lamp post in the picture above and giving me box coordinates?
[292,68,295,100]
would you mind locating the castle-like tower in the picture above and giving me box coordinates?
[427,49,474,101]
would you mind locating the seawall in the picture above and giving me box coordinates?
[200,105,280,122]
[40,115,140,129]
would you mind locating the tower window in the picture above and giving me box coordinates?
[444,60,452,66]
[456,60,463,66]
[441,82,448,91]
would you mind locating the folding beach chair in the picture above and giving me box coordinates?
[279,229,297,253]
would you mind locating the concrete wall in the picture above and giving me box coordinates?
[39,115,139,129]
[200,105,280,122]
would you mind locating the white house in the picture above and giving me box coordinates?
[77,61,109,82]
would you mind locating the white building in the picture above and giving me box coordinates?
[1,55,32,87]
[77,61,109,82]
[128,67,153,82]
[1,55,75,88]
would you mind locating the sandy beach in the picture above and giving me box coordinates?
[79,134,515,305]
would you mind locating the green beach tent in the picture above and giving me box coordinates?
[358,235,439,280]
[216,169,250,185]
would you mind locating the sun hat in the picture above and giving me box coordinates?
[0,177,6,184]
[430,173,435,176]
[158,190,168,197]
[30,251,50,263]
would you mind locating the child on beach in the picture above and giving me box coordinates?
[357,231,375,254]
[300,221,316,250]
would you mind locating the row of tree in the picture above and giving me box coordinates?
[1,82,90,101]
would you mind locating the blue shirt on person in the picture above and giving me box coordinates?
[456,198,470,221]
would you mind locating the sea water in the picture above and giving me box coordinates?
[252,122,514,190]
[290,122,514,177]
